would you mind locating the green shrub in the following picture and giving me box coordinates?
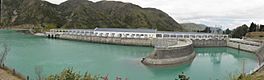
[46,68,99,80]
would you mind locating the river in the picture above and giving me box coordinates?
[0,30,258,80]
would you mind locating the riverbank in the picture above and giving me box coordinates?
[251,66,264,79]
[0,30,259,80]
[0,24,46,35]
[0,68,23,80]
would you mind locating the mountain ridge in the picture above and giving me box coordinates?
[1,0,184,31]
[180,23,210,32]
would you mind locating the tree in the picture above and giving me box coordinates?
[0,43,10,65]
[260,25,264,32]
[249,22,257,32]
[231,24,248,38]
[224,28,231,34]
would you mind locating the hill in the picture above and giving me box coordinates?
[180,23,208,32]
[0,0,184,31]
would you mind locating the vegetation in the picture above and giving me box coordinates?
[231,24,248,38]
[249,22,258,32]
[175,72,190,80]
[223,28,232,34]
[260,25,264,31]
[42,23,57,32]
[180,23,208,32]
[1,0,184,31]
[46,68,100,80]
[244,22,264,39]
[229,73,263,80]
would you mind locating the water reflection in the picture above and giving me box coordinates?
[145,63,192,76]
[1,30,258,80]
[196,47,256,65]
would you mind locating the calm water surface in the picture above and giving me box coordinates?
[0,30,258,80]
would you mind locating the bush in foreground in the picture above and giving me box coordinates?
[46,68,99,80]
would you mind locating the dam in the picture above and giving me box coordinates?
[44,28,264,73]
[45,28,264,74]
[0,30,260,80]
[45,28,229,65]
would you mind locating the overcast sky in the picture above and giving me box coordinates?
[45,0,264,29]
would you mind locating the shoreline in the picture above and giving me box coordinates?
[0,66,25,80]
[45,31,264,76]
[1,29,264,79]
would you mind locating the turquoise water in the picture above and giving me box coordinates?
[0,30,258,80]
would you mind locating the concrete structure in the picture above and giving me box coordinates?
[227,38,262,52]
[47,28,228,41]
[142,39,195,65]
[46,28,229,47]
[45,28,229,66]
[59,35,155,46]
[223,38,264,75]
[48,28,157,39]
[43,28,264,73]
[156,32,228,40]
[94,28,157,38]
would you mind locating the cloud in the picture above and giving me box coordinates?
[45,0,264,29]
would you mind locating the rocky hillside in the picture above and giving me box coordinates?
[180,23,208,32]
[1,0,184,31]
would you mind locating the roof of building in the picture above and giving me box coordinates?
[94,28,157,33]
[157,31,225,35]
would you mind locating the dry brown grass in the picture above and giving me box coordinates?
[246,32,264,38]
[0,68,23,80]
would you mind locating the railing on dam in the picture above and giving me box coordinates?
[155,38,193,49]
[46,29,228,40]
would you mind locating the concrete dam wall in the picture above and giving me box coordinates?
[192,39,227,47]
[45,29,264,73]
[47,33,227,66]
[53,34,228,47]
[59,34,155,46]
[227,39,261,53]
[142,39,196,65]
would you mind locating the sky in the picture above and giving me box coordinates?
[45,0,264,29]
